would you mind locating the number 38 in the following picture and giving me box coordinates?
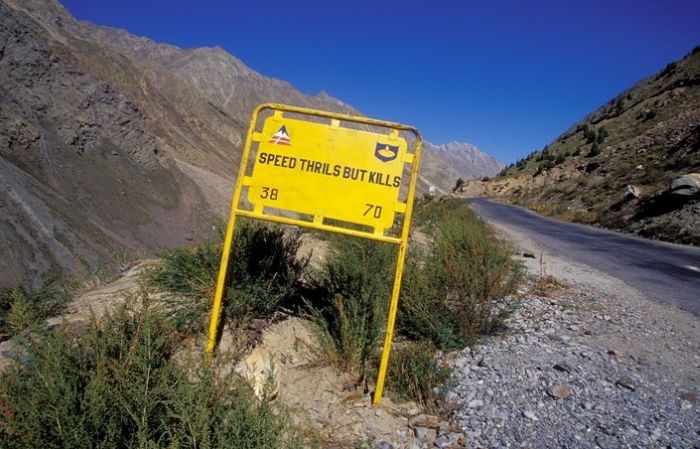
[260,187,279,200]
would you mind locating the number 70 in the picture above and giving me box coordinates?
[363,203,382,218]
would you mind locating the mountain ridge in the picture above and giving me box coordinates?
[0,0,500,287]
[466,46,700,245]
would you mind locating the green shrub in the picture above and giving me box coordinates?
[643,110,657,121]
[147,221,307,331]
[307,237,396,379]
[587,142,601,157]
[597,126,609,144]
[397,249,461,350]
[0,279,69,341]
[583,124,597,143]
[385,341,451,411]
[0,296,303,449]
[400,199,523,347]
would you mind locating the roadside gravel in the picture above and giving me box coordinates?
[445,223,700,448]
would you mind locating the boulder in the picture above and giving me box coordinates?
[234,347,280,399]
[670,173,700,196]
[624,184,641,199]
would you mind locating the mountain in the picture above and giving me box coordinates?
[0,0,499,287]
[419,141,502,193]
[466,47,700,245]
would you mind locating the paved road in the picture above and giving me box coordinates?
[468,198,700,315]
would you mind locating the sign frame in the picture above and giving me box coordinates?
[205,103,423,405]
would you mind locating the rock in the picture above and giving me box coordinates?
[679,392,697,404]
[553,362,572,373]
[414,426,437,444]
[523,252,536,258]
[409,414,440,429]
[615,376,636,391]
[547,384,571,399]
[445,391,459,403]
[467,399,484,409]
[434,435,450,448]
[670,173,700,195]
[375,441,393,449]
[402,403,422,417]
[404,440,422,449]
[235,347,280,399]
[522,410,538,421]
[624,184,641,199]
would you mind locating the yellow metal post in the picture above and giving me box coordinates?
[205,212,237,358]
[205,105,265,358]
[373,136,422,405]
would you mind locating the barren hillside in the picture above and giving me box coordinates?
[466,46,700,245]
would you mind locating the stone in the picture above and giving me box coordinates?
[375,441,393,449]
[409,414,440,429]
[615,376,636,391]
[434,435,451,448]
[414,426,437,444]
[405,440,422,449]
[670,173,700,195]
[467,399,484,409]
[547,384,571,399]
[522,410,538,421]
[402,403,422,417]
[624,184,641,199]
[553,362,572,373]
[679,392,697,404]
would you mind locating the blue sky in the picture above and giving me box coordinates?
[61,0,700,164]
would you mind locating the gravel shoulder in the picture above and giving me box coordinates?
[445,222,700,448]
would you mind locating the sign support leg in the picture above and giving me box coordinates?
[372,238,410,405]
[205,211,239,359]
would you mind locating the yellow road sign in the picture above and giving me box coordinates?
[205,103,422,406]
[248,113,408,232]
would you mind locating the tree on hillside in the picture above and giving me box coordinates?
[587,142,601,157]
[453,178,465,192]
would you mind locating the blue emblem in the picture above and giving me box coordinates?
[374,143,398,162]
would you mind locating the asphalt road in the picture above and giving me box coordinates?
[468,198,700,316]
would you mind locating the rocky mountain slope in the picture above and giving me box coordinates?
[420,141,502,193]
[0,0,498,287]
[466,47,700,245]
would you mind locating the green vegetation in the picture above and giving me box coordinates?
[147,220,307,331]
[385,341,451,411]
[587,142,601,157]
[0,296,303,449]
[307,237,395,379]
[1,198,523,446]
[308,198,522,404]
[0,279,68,342]
[401,198,523,348]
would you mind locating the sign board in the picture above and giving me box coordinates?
[206,104,423,406]
[247,112,408,232]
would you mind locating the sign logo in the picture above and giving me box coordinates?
[269,125,291,145]
[374,143,399,162]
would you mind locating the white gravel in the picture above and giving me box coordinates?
[444,222,700,448]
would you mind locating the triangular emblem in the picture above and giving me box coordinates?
[269,125,291,145]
